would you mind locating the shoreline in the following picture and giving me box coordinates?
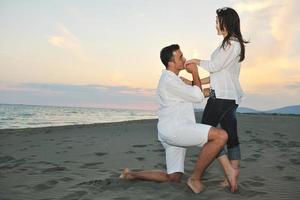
[1,112,300,132]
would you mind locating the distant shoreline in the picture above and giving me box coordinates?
[1,112,299,132]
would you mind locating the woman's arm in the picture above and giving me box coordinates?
[200,77,210,85]
[179,76,193,85]
[181,76,210,85]
[185,43,239,73]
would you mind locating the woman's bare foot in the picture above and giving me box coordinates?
[187,177,206,194]
[225,168,239,192]
[119,168,134,180]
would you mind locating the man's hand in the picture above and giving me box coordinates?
[184,63,198,74]
[180,76,192,85]
[203,88,211,98]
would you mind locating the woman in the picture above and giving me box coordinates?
[185,7,248,184]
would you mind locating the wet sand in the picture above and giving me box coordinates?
[0,113,299,200]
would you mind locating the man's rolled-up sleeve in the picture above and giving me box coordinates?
[166,79,204,103]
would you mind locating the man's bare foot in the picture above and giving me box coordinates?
[187,177,206,194]
[119,168,134,180]
[225,168,239,192]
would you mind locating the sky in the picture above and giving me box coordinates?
[0,0,299,111]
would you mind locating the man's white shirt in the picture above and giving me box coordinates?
[156,70,204,141]
[199,39,244,104]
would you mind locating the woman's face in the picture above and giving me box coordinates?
[216,16,226,36]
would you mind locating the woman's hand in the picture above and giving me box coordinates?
[184,59,200,68]
[203,88,211,97]
[180,76,192,85]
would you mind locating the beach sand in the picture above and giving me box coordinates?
[0,113,299,200]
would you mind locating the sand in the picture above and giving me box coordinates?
[0,113,299,200]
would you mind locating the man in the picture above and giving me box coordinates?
[120,44,238,193]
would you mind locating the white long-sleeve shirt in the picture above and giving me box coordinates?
[156,70,204,140]
[199,39,244,104]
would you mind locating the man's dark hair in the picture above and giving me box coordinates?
[160,44,180,68]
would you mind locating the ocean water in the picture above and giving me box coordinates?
[0,104,157,129]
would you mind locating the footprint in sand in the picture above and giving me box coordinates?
[152,149,164,152]
[273,132,286,138]
[250,176,265,182]
[95,152,108,157]
[135,157,145,161]
[0,155,15,163]
[281,176,298,182]
[0,157,26,170]
[45,129,52,134]
[154,163,166,168]
[132,144,148,148]
[33,179,58,191]
[271,140,287,148]
[59,177,74,182]
[252,153,261,158]
[289,158,300,165]
[61,190,88,200]
[243,153,262,163]
[113,197,131,200]
[125,150,135,154]
[80,162,104,169]
[243,157,257,162]
[42,166,67,173]
[275,165,285,171]
[240,176,266,192]
[287,141,300,147]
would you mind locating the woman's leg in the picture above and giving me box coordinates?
[201,97,228,157]
[218,104,240,187]
[220,104,241,163]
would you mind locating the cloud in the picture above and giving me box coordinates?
[48,23,89,62]
[231,0,300,95]
[1,80,299,111]
[235,0,276,12]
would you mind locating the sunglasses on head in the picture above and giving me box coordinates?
[217,7,228,13]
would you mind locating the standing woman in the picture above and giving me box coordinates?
[185,7,248,181]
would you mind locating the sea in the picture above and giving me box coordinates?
[0,104,157,129]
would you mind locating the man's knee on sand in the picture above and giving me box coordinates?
[208,127,228,146]
[167,172,182,183]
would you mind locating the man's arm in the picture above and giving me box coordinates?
[185,64,211,98]
[191,68,202,90]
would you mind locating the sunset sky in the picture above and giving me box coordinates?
[0,0,299,110]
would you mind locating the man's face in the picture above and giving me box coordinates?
[171,49,186,70]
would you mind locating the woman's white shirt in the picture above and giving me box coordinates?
[199,40,244,104]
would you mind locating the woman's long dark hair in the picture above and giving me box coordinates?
[216,7,248,62]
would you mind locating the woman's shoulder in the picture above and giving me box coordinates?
[226,38,241,52]
[220,39,240,51]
